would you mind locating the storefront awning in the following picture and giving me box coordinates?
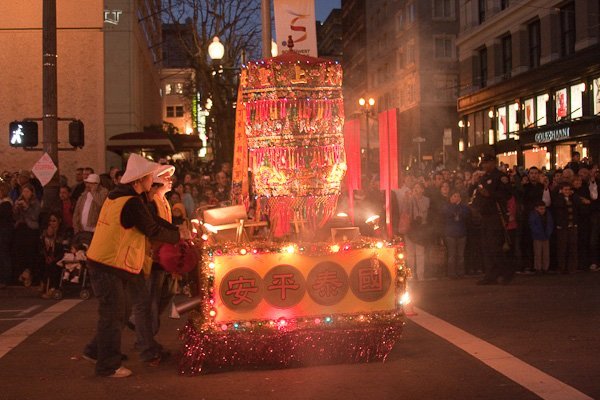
[106,131,175,153]
[170,133,203,151]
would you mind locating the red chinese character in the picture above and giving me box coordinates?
[267,273,299,300]
[225,277,259,305]
[358,268,382,293]
[312,271,343,297]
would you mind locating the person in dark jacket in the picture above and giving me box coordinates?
[0,181,13,288]
[82,154,180,378]
[528,201,554,273]
[443,191,470,278]
[551,182,580,274]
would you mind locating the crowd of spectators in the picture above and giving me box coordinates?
[0,158,233,293]
[391,152,599,282]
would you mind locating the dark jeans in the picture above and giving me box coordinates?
[591,212,600,266]
[129,272,164,362]
[0,226,12,284]
[84,265,129,376]
[481,215,512,282]
[131,269,173,347]
[556,227,578,273]
[445,236,466,277]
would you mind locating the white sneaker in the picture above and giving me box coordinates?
[108,366,132,378]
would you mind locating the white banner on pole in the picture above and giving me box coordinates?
[273,0,318,56]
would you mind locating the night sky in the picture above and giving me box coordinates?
[315,0,341,22]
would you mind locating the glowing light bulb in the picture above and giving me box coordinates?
[330,244,340,253]
[376,241,384,249]
[209,309,217,317]
[240,248,247,255]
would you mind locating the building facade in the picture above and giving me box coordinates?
[342,0,461,171]
[0,0,163,183]
[457,0,600,169]
[317,8,343,61]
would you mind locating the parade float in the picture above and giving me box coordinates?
[178,47,408,375]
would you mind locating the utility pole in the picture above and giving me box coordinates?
[42,0,60,212]
[261,0,272,58]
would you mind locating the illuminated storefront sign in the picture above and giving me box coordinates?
[534,127,570,143]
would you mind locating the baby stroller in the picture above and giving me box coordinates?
[51,237,92,300]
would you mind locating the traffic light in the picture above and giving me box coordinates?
[9,121,38,147]
[69,120,84,148]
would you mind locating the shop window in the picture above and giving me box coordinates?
[536,94,548,126]
[165,83,172,95]
[497,106,507,141]
[508,103,519,133]
[524,98,535,128]
[555,88,568,121]
[467,114,475,147]
[175,83,184,94]
[594,78,600,115]
[570,84,585,119]
[474,111,484,145]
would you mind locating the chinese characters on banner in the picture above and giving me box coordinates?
[214,249,394,321]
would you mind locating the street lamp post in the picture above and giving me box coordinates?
[358,97,375,183]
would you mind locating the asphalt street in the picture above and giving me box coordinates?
[0,271,598,400]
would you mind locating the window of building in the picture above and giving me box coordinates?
[406,41,416,64]
[478,47,488,88]
[594,77,600,115]
[570,83,585,119]
[175,83,184,94]
[166,106,175,118]
[555,88,568,121]
[434,74,458,101]
[508,102,519,133]
[432,0,455,20]
[175,106,184,117]
[406,3,415,24]
[397,47,405,69]
[461,0,472,30]
[165,83,172,95]
[524,98,535,128]
[528,19,541,68]
[560,2,576,57]
[434,36,454,59]
[536,93,548,126]
[501,34,512,79]
[396,10,404,31]
[478,0,486,24]
[497,106,507,141]
[500,0,509,10]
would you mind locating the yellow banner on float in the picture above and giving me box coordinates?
[212,247,397,323]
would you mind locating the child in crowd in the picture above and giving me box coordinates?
[56,242,87,283]
[443,191,470,278]
[528,201,554,273]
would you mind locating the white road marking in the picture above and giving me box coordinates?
[0,300,82,359]
[17,305,40,316]
[410,307,593,400]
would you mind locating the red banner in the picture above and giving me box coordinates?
[378,109,399,237]
[231,70,249,208]
[343,119,361,223]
